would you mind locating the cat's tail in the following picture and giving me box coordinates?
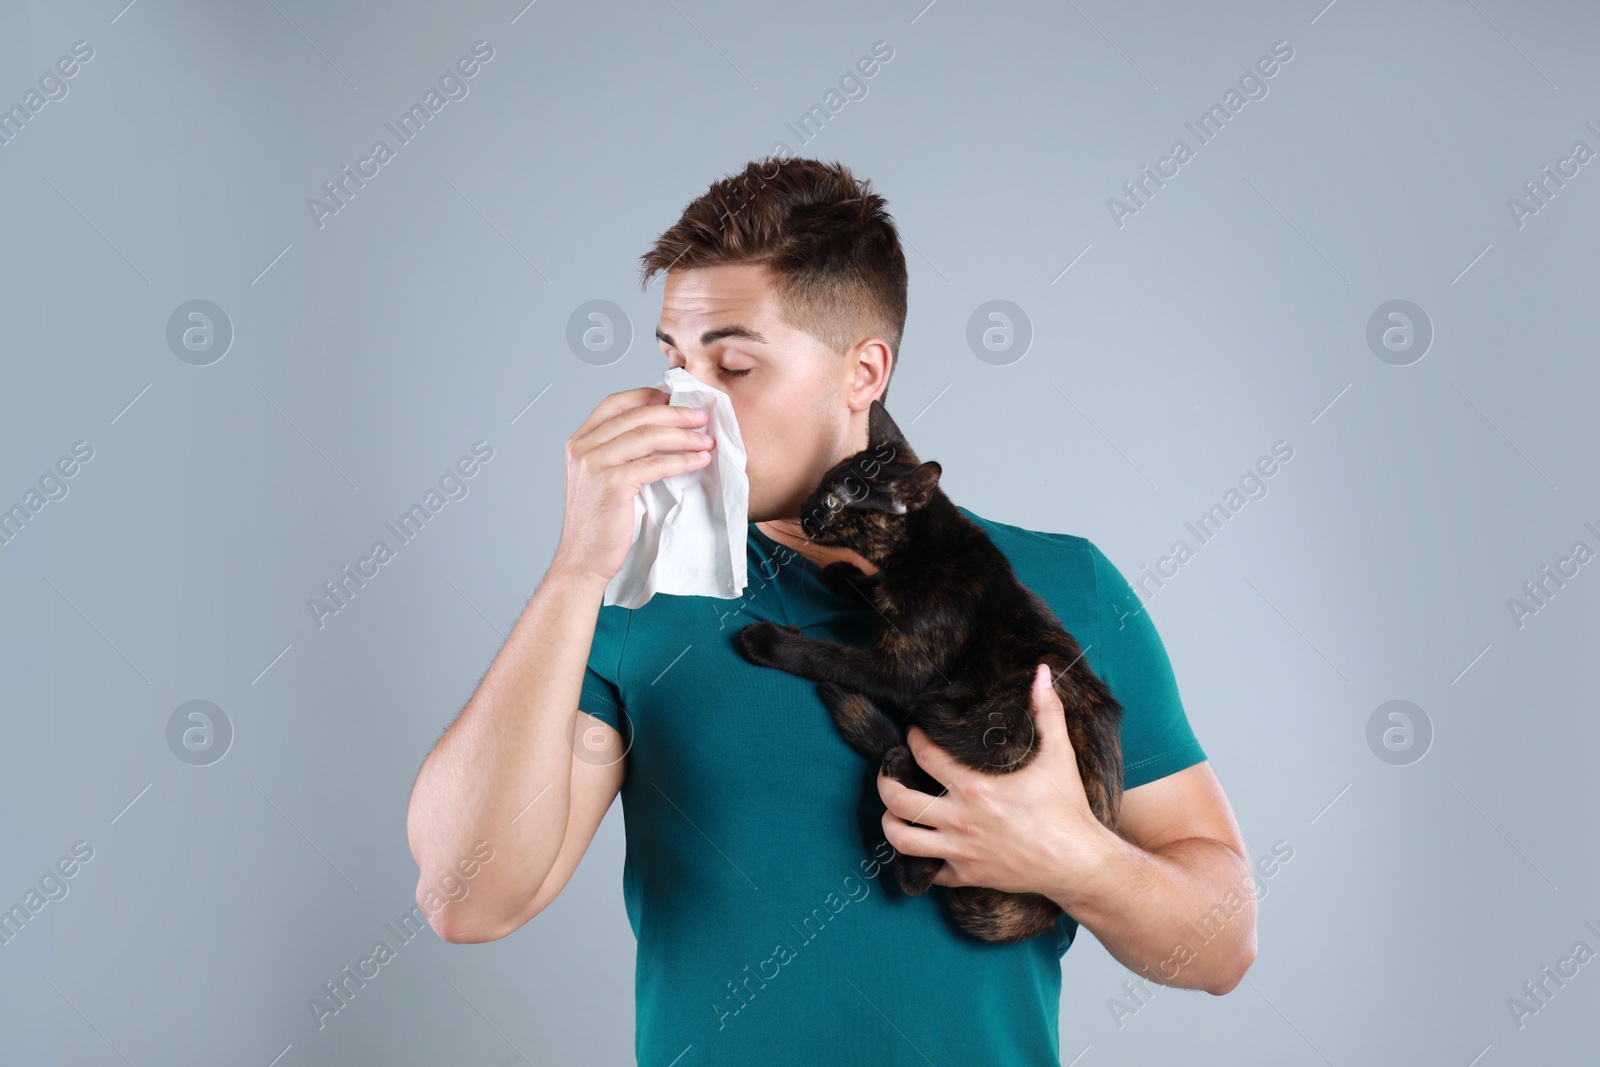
[946,886,1062,944]
[816,681,903,759]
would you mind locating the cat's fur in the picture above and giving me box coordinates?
[731,400,1124,944]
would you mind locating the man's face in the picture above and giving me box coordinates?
[654,262,888,521]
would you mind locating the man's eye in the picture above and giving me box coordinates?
[720,368,752,378]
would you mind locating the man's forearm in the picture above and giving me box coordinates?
[405,561,610,940]
[1046,828,1257,995]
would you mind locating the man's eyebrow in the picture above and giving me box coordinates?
[655,325,769,349]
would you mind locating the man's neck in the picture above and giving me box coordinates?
[756,519,880,577]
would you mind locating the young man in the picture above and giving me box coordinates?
[406,158,1256,1064]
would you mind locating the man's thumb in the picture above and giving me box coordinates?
[1034,662,1062,711]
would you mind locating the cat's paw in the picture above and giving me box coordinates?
[731,621,803,666]
[880,745,916,785]
[882,745,944,798]
[894,854,943,896]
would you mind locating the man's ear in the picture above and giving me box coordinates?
[886,461,942,513]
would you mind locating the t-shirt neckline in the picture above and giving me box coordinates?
[748,521,829,579]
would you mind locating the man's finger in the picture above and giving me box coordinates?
[878,769,945,828]
[881,809,946,858]
[1031,662,1068,744]
[904,725,963,785]
[570,386,669,440]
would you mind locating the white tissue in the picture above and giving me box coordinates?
[602,367,750,608]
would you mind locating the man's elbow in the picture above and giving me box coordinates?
[1205,940,1256,995]
[429,907,521,945]
[434,917,512,945]
[419,883,535,944]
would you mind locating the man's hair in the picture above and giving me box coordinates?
[639,157,908,402]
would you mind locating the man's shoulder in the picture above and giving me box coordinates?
[955,504,1100,580]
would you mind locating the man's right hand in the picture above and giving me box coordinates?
[411,387,704,942]
[553,386,717,586]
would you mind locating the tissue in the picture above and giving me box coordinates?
[602,367,750,608]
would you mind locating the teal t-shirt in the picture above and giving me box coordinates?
[578,505,1207,1066]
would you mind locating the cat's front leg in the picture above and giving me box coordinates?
[882,745,947,895]
[731,622,896,699]
[731,620,812,669]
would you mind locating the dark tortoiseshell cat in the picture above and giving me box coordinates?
[731,400,1124,944]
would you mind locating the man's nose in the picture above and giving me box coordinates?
[674,361,717,390]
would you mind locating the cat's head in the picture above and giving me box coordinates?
[795,400,943,560]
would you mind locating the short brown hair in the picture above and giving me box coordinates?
[639,157,908,402]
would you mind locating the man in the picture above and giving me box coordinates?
[406,157,1256,1064]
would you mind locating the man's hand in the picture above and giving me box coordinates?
[878,663,1257,993]
[876,662,1118,908]
[554,386,717,587]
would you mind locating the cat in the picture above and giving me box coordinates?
[731,399,1124,944]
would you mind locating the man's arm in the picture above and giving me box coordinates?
[405,564,616,943]
[879,664,1256,995]
[1045,762,1256,995]
[406,385,717,943]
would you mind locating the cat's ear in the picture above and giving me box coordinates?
[886,460,941,513]
[867,399,911,456]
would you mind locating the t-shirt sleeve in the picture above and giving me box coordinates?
[1088,541,1207,789]
[577,603,631,734]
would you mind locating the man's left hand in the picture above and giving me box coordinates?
[876,662,1116,907]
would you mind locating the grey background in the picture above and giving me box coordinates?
[2,0,1596,1063]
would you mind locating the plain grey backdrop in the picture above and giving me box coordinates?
[3,0,1597,1063]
